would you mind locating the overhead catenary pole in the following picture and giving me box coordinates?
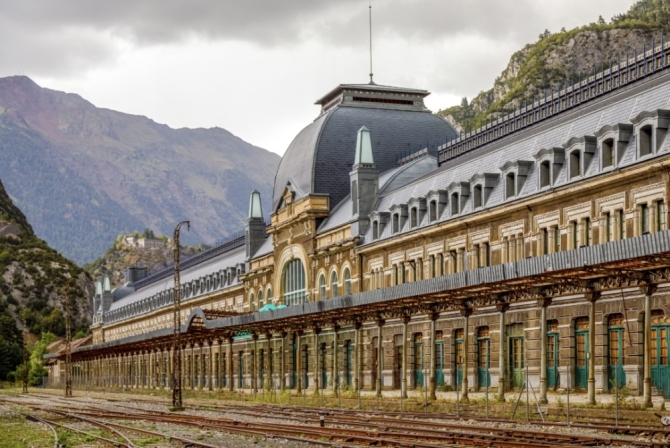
[171,220,190,410]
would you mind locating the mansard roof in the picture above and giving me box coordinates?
[364,71,670,244]
[273,95,455,212]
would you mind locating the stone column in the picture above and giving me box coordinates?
[265,333,272,390]
[586,290,600,405]
[548,227,555,254]
[509,236,516,261]
[461,308,472,401]
[402,315,410,399]
[376,318,385,397]
[516,234,523,260]
[208,341,213,391]
[333,325,340,396]
[502,237,508,262]
[252,333,259,393]
[538,297,552,404]
[227,337,234,391]
[313,328,321,392]
[456,249,464,273]
[280,332,286,391]
[651,203,658,233]
[641,283,658,407]
[354,321,362,391]
[429,312,439,400]
[296,331,302,394]
[497,302,509,400]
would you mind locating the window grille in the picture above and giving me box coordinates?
[282,259,306,306]
[331,271,339,297]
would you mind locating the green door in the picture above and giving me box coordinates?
[345,342,353,386]
[651,319,670,398]
[434,340,444,386]
[575,317,589,389]
[454,329,463,390]
[414,341,424,387]
[509,336,524,388]
[478,337,490,388]
[607,315,625,390]
[546,333,559,389]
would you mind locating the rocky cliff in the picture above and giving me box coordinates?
[438,0,670,131]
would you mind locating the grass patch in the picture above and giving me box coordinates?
[0,415,54,448]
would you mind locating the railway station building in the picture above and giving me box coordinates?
[60,42,670,407]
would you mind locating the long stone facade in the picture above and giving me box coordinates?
[60,44,670,408]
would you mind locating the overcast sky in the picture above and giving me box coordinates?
[0,0,637,156]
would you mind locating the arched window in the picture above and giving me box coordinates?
[249,292,255,312]
[343,268,352,295]
[258,290,264,310]
[319,274,327,300]
[266,287,272,303]
[282,258,306,306]
[330,271,339,298]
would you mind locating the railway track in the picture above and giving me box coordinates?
[4,395,668,448]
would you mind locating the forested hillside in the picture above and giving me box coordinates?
[0,178,91,380]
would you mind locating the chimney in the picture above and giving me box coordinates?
[350,126,379,236]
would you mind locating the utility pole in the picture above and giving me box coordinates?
[172,221,190,410]
[63,278,74,397]
[21,309,28,394]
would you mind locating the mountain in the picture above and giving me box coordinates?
[0,177,91,380]
[0,76,280,264]
[438,0,670,131]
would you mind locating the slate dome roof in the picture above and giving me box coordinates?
[273,83,457,210]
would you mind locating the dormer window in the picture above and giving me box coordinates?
[448,182,470,216]
[601,138,614,167]
[563,136,595,180]
[369,211,389,240]
[640,125,652,157]
[505,173,516,199]
[499,161,532,200]
[595,123,632,170]
[540,161,550,187]
[429,200,437,221]
[631,109,670,160]
[468,173,498,209]
[473,185,482,208]
[426,190,447,222]
[451,192,459,215]
[570,150,581,179]
[407,197,426,229]
[389,204,407,234]
[534,147,564,188]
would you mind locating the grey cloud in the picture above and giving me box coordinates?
[0,0,635,80]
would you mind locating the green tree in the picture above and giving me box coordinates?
[27,332,57,386]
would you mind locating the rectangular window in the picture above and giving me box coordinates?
[641,203,650,234]
[657,200,666,231]
[542,228,548,255]
[605,212,612,242]
[618,210,625,239]
[585,219,591,246]
[572,221,578,249]
[554,227,560,252]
